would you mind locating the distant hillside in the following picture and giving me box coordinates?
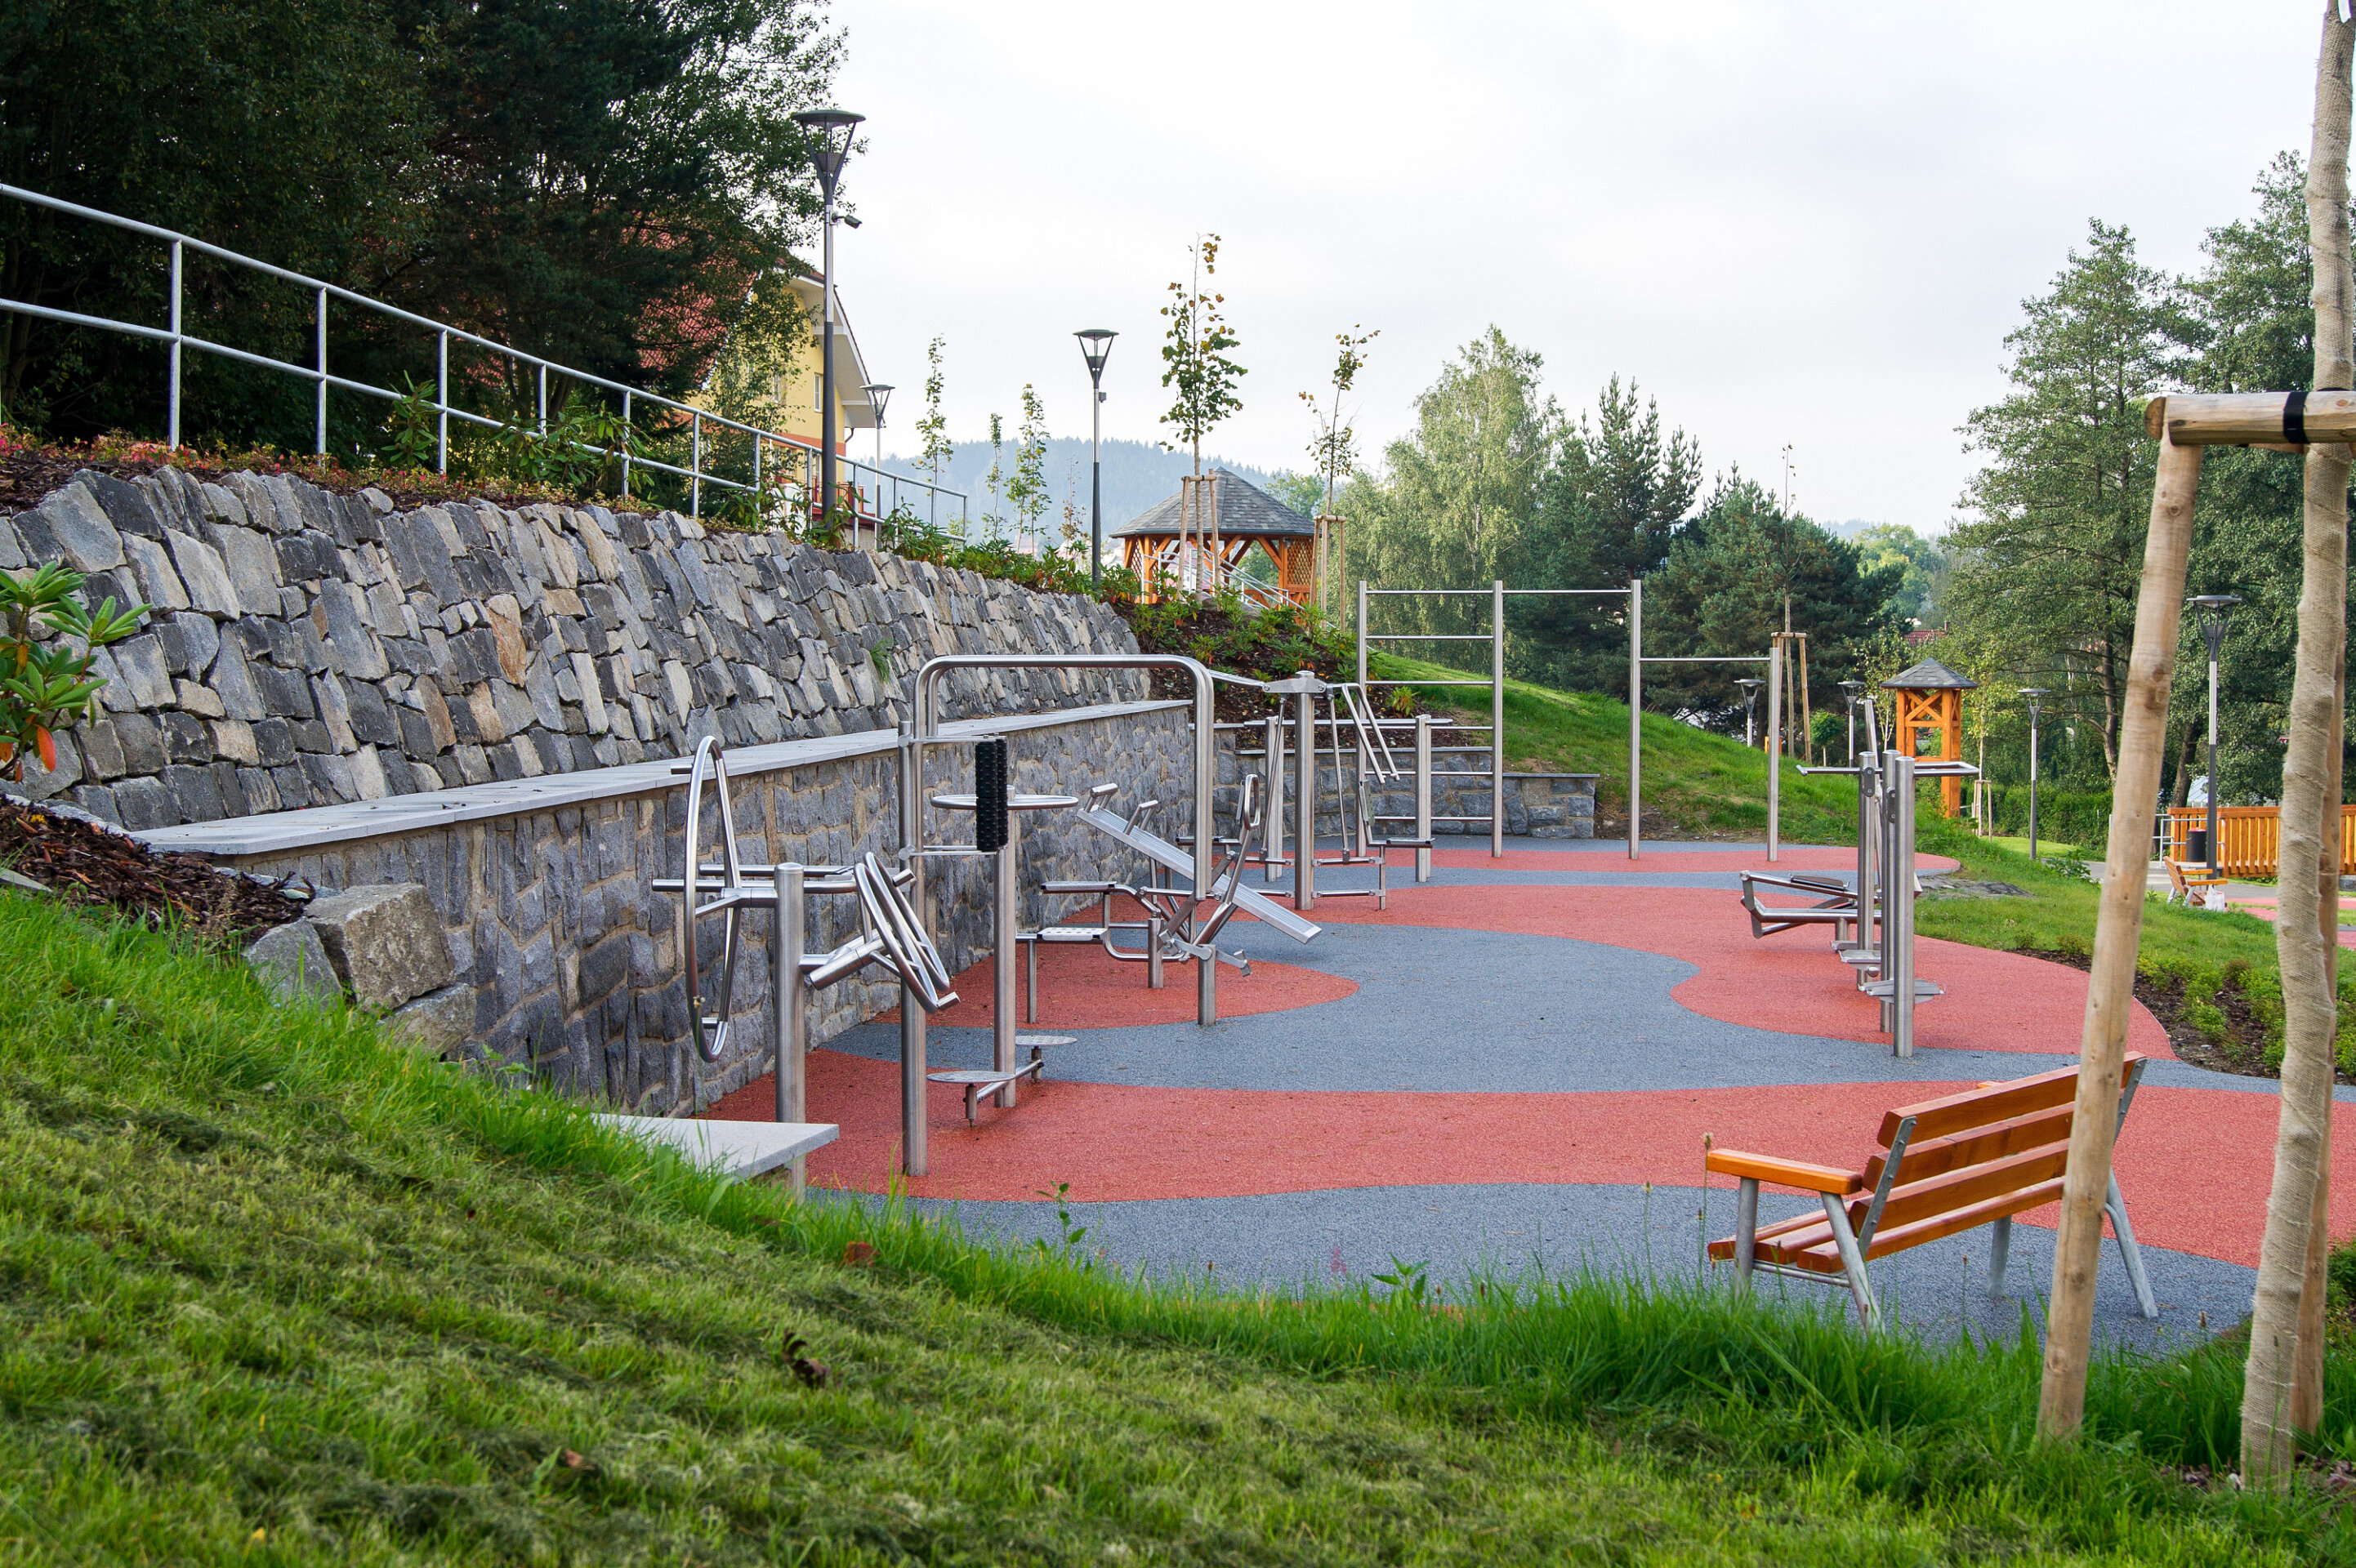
[875,437,1304,538]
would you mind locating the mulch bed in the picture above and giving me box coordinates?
[0,796,307,943]
[2010,945,2332,1085]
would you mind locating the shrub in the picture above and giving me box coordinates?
[0,562,148,781]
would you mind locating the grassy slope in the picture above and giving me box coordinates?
[4,898,2353,1561]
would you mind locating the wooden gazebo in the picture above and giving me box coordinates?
[1882,655,1979,817]
[1116,468,1315,606]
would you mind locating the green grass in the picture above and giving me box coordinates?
[5,893,2356,1561]
[1979,835,2086,861]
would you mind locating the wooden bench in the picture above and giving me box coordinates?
[1706,1056,2157,1330]
[2162,858,2230,907]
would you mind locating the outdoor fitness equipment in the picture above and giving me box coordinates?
[922,735,1079,1126]
[1762,703,1979,1057]
[1258,670,1430,911]
[655,737,960,1192]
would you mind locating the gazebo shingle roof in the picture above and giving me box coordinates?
[1113,468,1314,541]
[1881,656,1979,691]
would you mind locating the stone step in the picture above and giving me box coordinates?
[596,1115,837,1180]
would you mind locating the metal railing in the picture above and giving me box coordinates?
[0,182,968,537]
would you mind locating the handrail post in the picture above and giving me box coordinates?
[537,363,547,435]
[621,390,632,498]
[167,238,182,451]
[314,286,328,457]
[690,412,701,519]
[435,329,448,474]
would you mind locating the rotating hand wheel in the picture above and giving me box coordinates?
[679,736,746,1062]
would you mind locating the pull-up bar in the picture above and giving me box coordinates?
[1359,579,1645,860]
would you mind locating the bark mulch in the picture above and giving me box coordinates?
[2011,945,2332,1085]
[0,796,307,943]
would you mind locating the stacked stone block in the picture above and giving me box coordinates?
[3,467,1145,830]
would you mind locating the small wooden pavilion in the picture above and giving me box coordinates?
[1882,655,1979,817]
[1115,468,1315,605]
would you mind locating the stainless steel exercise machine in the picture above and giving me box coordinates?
[654,737,961,1192]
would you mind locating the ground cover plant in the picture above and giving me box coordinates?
[5,893,2356,1561]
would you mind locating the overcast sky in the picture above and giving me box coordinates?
[831,2,2323,534]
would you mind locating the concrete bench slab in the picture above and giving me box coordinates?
[595,1115,838,1180]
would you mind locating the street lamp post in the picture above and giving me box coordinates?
[1838,679,1863,764]
[792,108,864,530]
[2021,688,2047,862]
[1075,330,1116,590]
[860,382,892,547]
[1737,677,1764,749]
[2188,594,2241,876]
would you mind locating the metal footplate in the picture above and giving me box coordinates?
[929,1036,1074,1125]
[1858,977,1944,1000]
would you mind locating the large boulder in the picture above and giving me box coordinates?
[243,919,341,1007]
[305,883,455,1010]
[386,982,474,1056]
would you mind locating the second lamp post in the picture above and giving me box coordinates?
[1075,330,1116,589]
[792,106,864,526]
[2189,593,2240,876]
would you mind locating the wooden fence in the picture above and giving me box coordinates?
[2163,805,2356,877]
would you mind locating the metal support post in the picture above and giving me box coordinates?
[1628,577,1642,860]
[1414,713,1434,882]
[435,330,448,474]
[1734,1177,1759,1285]
[1355,580,1369,688]
[1765,639,1783,862]
[775,863,807,1196]
[621,390,632,498]
[1295,680,1318,911]
[1491,579,1506,858]
[1263,714,1285,883]
[167,239,182,451]
[995,810,1020,1109]
[313,287,328,457]
[690,412,702,519]
[537,363,547,434]
[897,715,926,1176]
[1892,753,1917,1058]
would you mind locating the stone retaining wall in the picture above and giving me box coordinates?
[6,467,1143,831]
[151,702,1192,1116]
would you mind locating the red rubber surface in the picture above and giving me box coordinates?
[719,1052,2356,1268]
[702,863,2352,1270]
[1429,846,1961,875]
[880,942,1357,1028]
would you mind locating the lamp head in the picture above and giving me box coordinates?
[1075,328,1117,380]
[1737,677,1763,699]
[2019,686,2046,719]
[861,383,893,425]
[2189,593,2242,613]
[792,108,865,196]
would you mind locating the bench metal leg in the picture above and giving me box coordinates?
[2105,1173,2159,1320]
[1820,1194,1881,1331]
[1988,1214,2010,1298]
[1734,1177,1759,1286]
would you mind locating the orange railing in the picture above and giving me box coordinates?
[2164,805,2356,877]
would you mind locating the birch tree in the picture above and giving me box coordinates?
[2241,0,2353,1489]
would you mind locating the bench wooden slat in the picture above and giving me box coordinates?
[1863,1141,2070,1235]
[1860,1105,2074,1191]
[1822,1178,2066,1267]
[1703,1148,1866,1194]
[1876,1054,2142,1147]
